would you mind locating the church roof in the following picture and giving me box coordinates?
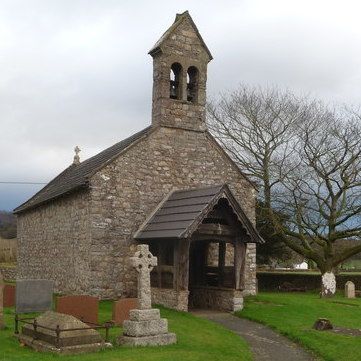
[14,126,152,214]
[134,184,263,243]
[148,11,213,60]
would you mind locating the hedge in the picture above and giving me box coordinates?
[257,271,361,291]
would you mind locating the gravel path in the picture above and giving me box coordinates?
[192,310,317,361]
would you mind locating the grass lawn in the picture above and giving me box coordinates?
[1,302,252,361]
[238,292,361,361]
[0,263,16,268]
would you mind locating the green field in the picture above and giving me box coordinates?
[1,302,252,361]
[238,292,361,361]
[341,259,361,270]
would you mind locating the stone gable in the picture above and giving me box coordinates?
[157,15,211,62]
[89,126,256,299]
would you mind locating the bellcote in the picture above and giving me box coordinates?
[149,11,213,132]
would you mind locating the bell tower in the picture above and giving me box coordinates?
[149,11,213,132]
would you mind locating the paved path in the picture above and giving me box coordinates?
[192,310,316,361]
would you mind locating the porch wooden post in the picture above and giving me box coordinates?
[218,242,226,287]
[174,239,190,291]
[157,242,162,288]
[234,240,246,290]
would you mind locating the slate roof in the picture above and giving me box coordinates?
[148,11,213,60]
[14,126,152,214]
[134,184,263,243]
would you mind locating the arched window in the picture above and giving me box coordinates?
[169,63,182,100]
[187,66,199,103]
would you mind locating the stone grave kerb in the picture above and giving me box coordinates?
[130,244,157,310]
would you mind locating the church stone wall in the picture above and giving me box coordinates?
[151,288,189,312]
[89,126,257,300]
[16,190,91,294]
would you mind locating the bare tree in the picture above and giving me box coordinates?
[208,85,361,296]
[207,85,304,206]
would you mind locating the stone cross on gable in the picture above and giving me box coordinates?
[130,244,157,310]
[73,146,81,165]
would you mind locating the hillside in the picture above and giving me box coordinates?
[0,210,16,239]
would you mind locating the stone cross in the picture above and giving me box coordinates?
[0,271,4,329]
[73,146,81,165]
[345,281,355,298]
[130,244,157,310]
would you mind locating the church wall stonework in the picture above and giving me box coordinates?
[88,126,256,300]
[16,191,91,294]
[151,288,189,312]
[189,287,243,312]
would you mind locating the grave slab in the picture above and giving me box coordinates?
[112,298,138,326]
[16,279,53,314]
[56,295,98,325]
[4,284,15,307]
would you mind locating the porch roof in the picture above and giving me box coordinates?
[134,184,263,243]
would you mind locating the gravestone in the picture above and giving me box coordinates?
[118,244,176,346]
[56,295,98,325]
[16,311,107,354]
[313,318,333,331]
[112,298,138,326]
[0,272,4,329]
[4,284,15,307]
[16,279,53,314]
[345,281,355,299]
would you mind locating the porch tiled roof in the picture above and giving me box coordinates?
[134,184,263,243]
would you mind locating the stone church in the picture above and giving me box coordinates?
[15,11,262,312]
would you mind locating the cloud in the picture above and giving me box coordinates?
[1,0,361,210]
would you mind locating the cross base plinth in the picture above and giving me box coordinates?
[118,333,177,347]
[117,308,177,346]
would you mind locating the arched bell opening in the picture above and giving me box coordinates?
[187,66,199,103]
[169,63,183,100]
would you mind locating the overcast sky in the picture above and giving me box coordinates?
[1,0,361,211]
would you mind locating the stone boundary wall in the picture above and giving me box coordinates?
[0,266,17,281]
[189,286,243,312]
[257,271,361,291]
[151,288,189,311]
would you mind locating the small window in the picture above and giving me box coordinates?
[187,66,199,103]
[170,63,182,100]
